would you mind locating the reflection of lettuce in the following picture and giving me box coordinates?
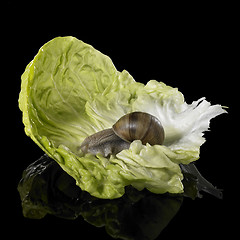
[17,155,183,240]
[19,36,226,199]
[17,155,82,219]
[17,155,221,239]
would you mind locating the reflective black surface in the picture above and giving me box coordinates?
[17,155,226,240]
[17,155,183,239]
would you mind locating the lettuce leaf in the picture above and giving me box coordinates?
[19,36,226,199]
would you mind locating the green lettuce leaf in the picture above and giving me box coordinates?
[19,36,226,199]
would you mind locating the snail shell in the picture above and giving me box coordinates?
[112,112,165,145]
[80,112,165,157]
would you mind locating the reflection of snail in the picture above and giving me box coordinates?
[80,112,165,157]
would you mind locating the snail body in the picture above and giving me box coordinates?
[80,128,130,157]
[80,112,165,157]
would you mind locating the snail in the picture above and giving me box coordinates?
[80,112,165,157]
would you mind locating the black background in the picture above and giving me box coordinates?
[4,1,236,239]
